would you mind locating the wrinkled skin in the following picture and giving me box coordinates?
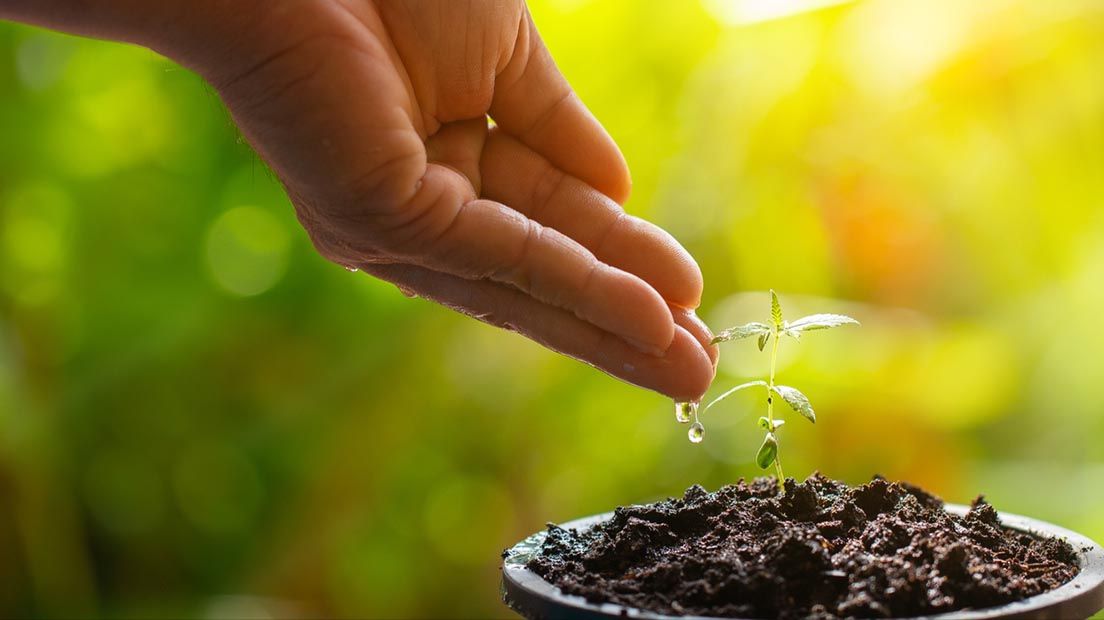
[3,0,718,399]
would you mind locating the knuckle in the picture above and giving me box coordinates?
[286,139,424,241]
[368,185,455,258]
[340,145,426,215]
[591,210,628,256]
[528,163,565,221]
[496,217,541,285]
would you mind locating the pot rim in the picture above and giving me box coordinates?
[502,504,1104,620]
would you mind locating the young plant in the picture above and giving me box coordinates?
[705,290,858,494]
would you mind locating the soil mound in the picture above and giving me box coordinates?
[527,474,1078,618]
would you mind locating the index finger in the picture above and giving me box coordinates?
[480,130,704,309]
[380,164,676,356]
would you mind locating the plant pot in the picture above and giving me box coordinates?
[502,505,1104,620]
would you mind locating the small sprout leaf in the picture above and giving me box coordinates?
[710,322,770,345]
[770,290,783,329]
[771,385,816,423]
[704,380,768,412]
[702,289,857,491]
[756,434,778,469]
[782,328,802,341]
[786,313,860,333]
[758,417,785,430]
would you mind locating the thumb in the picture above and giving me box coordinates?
[489,7,631,204]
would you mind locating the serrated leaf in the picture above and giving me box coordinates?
[710,322,771,345]
[771,385,815,423]
[770,290,783,329]
[756,434,778,469]
[758,417,785,431]
[757,331,770,351]
[703,380,768,412]
[786,313,860,333]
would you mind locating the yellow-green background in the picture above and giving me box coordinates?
[2,0,1103,617]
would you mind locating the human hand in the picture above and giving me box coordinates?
[7,0,719,400]
[201,0,720,400]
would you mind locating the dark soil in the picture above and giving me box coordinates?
[526,474,1079,619]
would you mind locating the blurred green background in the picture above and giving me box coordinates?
[2,0,1103,617]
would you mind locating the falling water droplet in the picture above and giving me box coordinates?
[344,265,359,273]
[675,401,696,424]
[688,422,704,443]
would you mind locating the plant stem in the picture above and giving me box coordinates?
[766,330,786,494]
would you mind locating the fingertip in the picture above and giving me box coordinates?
[599,325,714,401]
[544,105,632,207]
[568,116,631,205]
[660,326,716,401]
[673,307,720,368]
[669,247,704,310]
[603,142,632,205]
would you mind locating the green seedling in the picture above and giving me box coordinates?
[703,290,858,494]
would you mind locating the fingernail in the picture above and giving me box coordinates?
[624,336,667,357]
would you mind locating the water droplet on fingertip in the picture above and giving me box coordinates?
[688,422,704,443]
[675,401,697,424]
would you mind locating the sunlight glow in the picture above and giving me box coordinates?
[703,0,854,25]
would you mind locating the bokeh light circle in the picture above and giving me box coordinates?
[204,205,290,297]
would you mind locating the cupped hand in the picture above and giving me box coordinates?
[171,0,718,400]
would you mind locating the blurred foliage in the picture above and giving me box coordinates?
[2,0,1104,617]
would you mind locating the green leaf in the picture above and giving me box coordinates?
[782,328,801,341]
[703,380,768,412]
[757,331,770,351]
[758,417,785,431]
[771,385,815,423]
[710,322,770,345]
[756,434,778,469]
[786,313,860,333]
[770,290,783,329]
